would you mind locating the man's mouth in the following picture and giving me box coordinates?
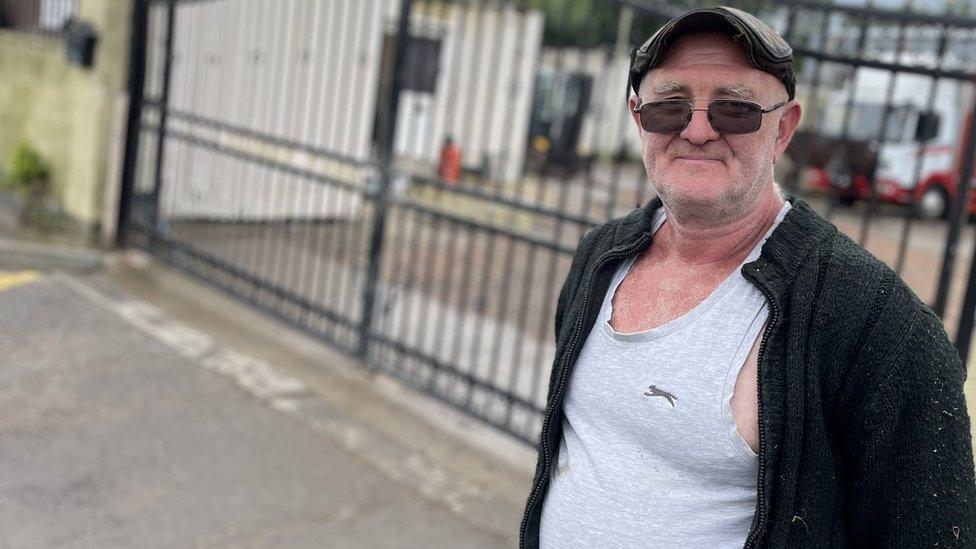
[676,156,722,162]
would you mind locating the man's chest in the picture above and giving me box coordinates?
[604,260,762,455]
[609,251,748,329]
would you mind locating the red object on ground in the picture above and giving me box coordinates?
[438,140,461,185]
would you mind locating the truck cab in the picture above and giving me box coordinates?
[804,64,974,219]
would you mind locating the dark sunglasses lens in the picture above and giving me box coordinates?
[709,100,762,133]
[641,101,691,133]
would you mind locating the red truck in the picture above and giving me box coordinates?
[798,68,974,220]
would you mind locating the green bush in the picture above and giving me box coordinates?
[4,141,50,196]
[2,142,64,232]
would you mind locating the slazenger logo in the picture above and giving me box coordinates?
[644,385,677,407]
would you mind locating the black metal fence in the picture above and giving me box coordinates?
[0,0,76,35]
[118,0,976,445]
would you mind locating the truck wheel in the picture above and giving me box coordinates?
[915,185,948,220]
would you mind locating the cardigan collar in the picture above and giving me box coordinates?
[608,192,839,294]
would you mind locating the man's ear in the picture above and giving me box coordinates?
[774,100,802,162]
[629,95,643,135]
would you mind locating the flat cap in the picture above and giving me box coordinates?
[630,6,795,100]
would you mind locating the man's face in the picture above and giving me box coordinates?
[629,31,800,222]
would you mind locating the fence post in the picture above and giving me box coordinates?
[934,90,976,322]
[358,0,413,357]
[148,0,176,233]
[947,91,976,366]
[116,0,149,247]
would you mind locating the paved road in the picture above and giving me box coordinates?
[0,270,514,548]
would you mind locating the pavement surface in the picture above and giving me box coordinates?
[3,199,976,548]
[0,260,532,548]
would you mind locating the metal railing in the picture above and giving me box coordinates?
[118,0,976,445]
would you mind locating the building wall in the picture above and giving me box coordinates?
[153,0,545,222]
[393,3,545,183]
[153,0,384,221]
[0,0,132,241]
[537,46,641,160]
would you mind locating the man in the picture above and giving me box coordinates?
[519,6,976,548]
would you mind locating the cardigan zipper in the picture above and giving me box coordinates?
[742,272,778,549]
[518,233,651,549]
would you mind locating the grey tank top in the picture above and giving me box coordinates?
[539,200,792,549]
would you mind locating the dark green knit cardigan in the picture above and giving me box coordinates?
[520,194,976,548]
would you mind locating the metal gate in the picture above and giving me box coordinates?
[118,0,976,445]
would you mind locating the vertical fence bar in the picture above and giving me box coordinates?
[945,94,976,365]
[117,0,150,246]
[894,23,948,279]
[857,0,914,248]
[148,0,176,232]
[358,0,414,357]
[934,92,976,321]
[823,8,869,222]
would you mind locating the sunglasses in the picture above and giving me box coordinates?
[633,98,788,134]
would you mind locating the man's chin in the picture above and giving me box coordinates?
[655,183,741,221]
[657,181,730,205]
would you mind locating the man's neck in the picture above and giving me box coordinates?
[654,186,786,268]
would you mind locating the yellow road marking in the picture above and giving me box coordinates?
[0,270,40,292]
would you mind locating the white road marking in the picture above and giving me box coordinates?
[52,272,497,519]
[54,273,309,400]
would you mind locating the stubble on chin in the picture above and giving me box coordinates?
[649,165,768,228]
[641,130,778,226]
[659,188,742,227]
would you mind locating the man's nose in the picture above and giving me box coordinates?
[679,108,720,145]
